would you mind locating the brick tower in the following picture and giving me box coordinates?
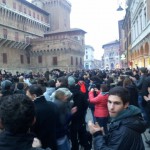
[32,0,71,31]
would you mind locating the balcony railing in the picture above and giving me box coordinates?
[0,3,50,28]
[0,35,30,50]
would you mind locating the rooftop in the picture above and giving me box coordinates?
[102,40,119,48]
[44,28,86,35]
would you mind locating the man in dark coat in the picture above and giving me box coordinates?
[26,85,58,150]
[0,94,50,150]
[130,67,147,120]
[68,76,90,150]
[88,86,146,150]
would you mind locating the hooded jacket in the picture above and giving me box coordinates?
[93,105,146,150]
[44,87,55,101]
[89,91,109,117]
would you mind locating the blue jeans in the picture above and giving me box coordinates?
[57,136,71,150]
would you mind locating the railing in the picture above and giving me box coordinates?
[0,3,50,27]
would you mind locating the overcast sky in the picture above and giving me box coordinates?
[27,0,125,59]
[70,0,126,59]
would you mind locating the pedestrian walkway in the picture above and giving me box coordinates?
[142,129,150,150]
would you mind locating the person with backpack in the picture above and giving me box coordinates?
[67,76,90,150]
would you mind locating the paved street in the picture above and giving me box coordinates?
[142,129,150,150]
[86,108,150,149]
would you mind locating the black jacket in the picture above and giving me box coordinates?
[0,131,50,150]
[93,105,146,150]
[125,84,138,107]
[69,85,88,123]
[31,96,58,150]
[53,98,72,139]
[134,74,147,94]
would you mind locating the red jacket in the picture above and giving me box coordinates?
[89,91,109,117]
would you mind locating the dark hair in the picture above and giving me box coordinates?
[17,82,24,90]
[90,76,99,82]
[48,79,56,87]
[140,67,147,74]
[123,77,132,88]
[57,76,68,88]
[100,84,109,92]
[27,84,43,97]
[109,86,129,104]
[0,94,35,134]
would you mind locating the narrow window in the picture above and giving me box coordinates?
[20,55,24,64]
[80,58,82,65]
[29,10,31,16]
[3,28,7,39]
[13,2,16,9]
[2,53,7,64]
[27,56,30,64]
[41,16,43,21]
[38,56,42,63]
[71,56,73,65]
[15,32,19,41]
[24,8,26,14]
[76,57,78,66]
[33,12,35,18]
[37,14,39,20]
[2,0,6,4]
[53,57,57,65]
[19,5,22,12]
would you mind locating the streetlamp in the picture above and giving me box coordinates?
[116,0,128,11]
[117,5,124,11]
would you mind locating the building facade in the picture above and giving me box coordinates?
[121,0,150,68]
[130,0,150,68]
[84,45,95,70]
[0,0,86,73]
[31,28,85,72]
[93,59,102,69]
[102,40,121,70]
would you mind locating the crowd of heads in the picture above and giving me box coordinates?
[0,66,149,134]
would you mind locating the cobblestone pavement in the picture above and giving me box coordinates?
[86,108,150,150]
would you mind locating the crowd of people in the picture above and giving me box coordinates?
[0,67,149,150]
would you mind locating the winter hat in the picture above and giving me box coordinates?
[68,76,75,86]
[1,80,12,91]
